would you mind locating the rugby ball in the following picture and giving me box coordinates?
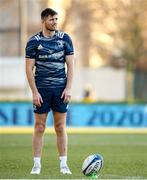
[82,154,103,176]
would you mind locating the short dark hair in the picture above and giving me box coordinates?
[41,8,58,20]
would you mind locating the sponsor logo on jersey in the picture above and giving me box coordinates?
[39,51,64,59]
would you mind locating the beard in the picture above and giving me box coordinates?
[45,24,57,32]
[46,27,55,31]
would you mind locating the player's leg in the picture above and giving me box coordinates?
[30,113,48,174]
[53,111,67,155]
[53,111,72,174]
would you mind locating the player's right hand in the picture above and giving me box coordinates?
[33,92,43,107]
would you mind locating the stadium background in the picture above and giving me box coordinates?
[0,0,147,179]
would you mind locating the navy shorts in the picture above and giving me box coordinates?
[33,88,68,114]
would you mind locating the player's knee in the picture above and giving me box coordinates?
[55,123,65,135]
[35,123,45,134]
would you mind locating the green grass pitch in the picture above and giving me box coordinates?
[0,133,147,179]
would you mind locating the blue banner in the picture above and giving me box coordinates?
[0,102,147,127]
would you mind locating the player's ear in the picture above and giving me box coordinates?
[41,19,44,24]
[41,17,46,24]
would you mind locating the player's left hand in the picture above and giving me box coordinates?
[61,87,71,103]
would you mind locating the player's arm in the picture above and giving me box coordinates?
[65,54,74,90]
[61,55,74,103]
[25,58,43,107]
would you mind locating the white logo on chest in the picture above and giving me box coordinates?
[57,40,64,48]
[38,44,43,50]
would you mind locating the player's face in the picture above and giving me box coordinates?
[43,15,58,31]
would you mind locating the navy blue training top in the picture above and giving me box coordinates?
[25,31,74,88]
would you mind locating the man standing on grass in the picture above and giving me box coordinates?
[25,8,74,175]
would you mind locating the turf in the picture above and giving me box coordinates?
[0,133,147,179]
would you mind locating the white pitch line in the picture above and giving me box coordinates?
[101,174,146,179]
